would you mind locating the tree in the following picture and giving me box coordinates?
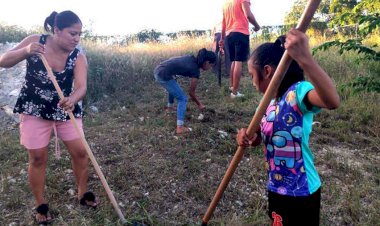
[314,0,380,93]
[136,29,162,43]
[284,0,330,25]
[314,0,380,61]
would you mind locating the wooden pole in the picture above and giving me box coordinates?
[39,54,127,224]
[201,0,322,225]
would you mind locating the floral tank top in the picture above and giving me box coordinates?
[14,34,83,121]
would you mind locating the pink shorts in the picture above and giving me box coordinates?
[20,114,84,150]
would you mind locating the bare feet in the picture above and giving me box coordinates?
[176,126,192,135]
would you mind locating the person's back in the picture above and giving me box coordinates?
[154,55,200,81]
[223,0,250,35]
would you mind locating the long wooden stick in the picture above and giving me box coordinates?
[201,0,321,225]
[39,54,127,223]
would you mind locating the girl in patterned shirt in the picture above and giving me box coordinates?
[237,29,340,225]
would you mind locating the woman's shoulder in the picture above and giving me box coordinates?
[20,34,41,44]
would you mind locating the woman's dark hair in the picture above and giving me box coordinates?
[250,35,304,98]
[196,48,216,67]
[44,10,82,33]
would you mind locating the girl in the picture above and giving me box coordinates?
[237,29,340,225]
[0,11,97,224]
[154,48,216,134]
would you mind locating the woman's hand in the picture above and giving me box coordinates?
[58,97,75,112]
[218,39,225,55]
[25,42,45,56]
[236,128,261,147]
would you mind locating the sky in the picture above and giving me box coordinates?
[0,0,295,36]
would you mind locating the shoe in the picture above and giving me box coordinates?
[230,92,244,98]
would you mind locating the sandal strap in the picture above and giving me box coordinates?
[80,191,96,205]
[36,204,49,215]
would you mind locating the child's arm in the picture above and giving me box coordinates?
[285,29,340,109]
[189,77,205,110]
[0,35,43,68]
[237,128,261,147]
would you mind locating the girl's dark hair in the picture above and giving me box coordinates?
[44,10,82,33]
[250,35,304,98]
[196,48,216,67]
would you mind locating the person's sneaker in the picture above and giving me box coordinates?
[230,92,244,98]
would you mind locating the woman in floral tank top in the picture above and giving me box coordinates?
[237,30,340,225]
[0,10,97,224]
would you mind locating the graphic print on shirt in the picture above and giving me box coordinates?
[261,84,310,196]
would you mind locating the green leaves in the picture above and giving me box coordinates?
[313,39,380,61]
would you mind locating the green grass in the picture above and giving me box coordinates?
[0,37,379,225]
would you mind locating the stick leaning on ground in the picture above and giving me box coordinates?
[201,0,322,225]
[39,54,127,224]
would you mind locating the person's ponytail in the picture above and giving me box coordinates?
[44,11,58,33]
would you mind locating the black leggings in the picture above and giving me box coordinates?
[268,188,321,226]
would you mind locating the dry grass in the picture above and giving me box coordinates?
[0,36,379,225]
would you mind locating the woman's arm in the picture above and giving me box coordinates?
[242,1,260,31]
[285,29,340,110]
[0,35,43,68]
[189,77,205,110]
[58,53,88,111]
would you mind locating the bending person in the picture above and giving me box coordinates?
[154,48,216,134]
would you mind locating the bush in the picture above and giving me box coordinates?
[0,24,28,43]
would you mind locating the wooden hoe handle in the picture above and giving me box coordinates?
[39,54,127,224]
[201,0,321,225]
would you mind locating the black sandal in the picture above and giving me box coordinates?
[79,191,98,209]
[35,203,52,225]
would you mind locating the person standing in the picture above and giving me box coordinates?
[220,0,260,98]
[211,13,231,75]
[0,10,97,224]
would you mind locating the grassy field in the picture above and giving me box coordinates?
[0,35,379,225]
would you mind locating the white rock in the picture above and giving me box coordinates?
[89,106,99,113]
[68,188,75,196]
[8,89,19,96]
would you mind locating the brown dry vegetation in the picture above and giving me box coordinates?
[0,37,379,226]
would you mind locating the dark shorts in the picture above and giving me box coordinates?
[268,188,321,226]
[226,32,250,62]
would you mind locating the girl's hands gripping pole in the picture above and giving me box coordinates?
[237,128,262,147]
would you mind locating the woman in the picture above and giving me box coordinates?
[0,10,97,224]
[154,48,216,134]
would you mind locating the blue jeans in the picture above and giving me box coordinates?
[154,74,188,126]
